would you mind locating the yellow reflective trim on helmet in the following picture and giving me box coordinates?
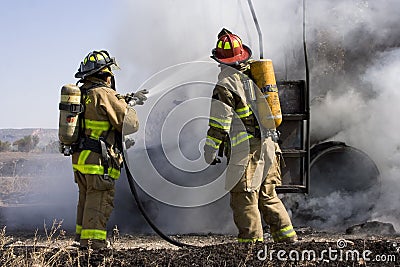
[96,53,105,61]
[87,53,105,62]
[218,40,223,48]
[233,40,240,48]
[81,229,107,240]
[224,41,231,49]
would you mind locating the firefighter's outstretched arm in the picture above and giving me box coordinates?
[122,89,149,107]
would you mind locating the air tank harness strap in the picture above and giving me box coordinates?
[76,136,110,178]
[99,137,109,178]
[59,102,84,114]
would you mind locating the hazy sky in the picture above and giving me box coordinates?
[0,1,117,128]
[0,0,305,129]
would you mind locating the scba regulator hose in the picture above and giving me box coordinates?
[122,150,194,248]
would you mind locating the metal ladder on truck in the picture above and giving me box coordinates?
[276,80,310,194]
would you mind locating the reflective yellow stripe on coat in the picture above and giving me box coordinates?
[235,105,253,118]
[72,164,121,179]
[209,116,232,131]
[205,135,223,150]
[73,119,121,179]
[231,132,253,147]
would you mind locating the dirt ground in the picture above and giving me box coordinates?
[1,153,400,266]
[0,228,399,267]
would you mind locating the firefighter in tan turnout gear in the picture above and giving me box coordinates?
[68,50,145,249]
[204,29,297,243]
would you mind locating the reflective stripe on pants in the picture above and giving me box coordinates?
[74,172,115,243]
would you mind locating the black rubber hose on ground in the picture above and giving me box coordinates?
[122,152,195,248]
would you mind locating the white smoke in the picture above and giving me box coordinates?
[340,49,400,230]
[110,0,306,234]
[303,0,400,231]
[0,154,77,232]
[298,48,400,231]
[112,0,305,92]
[108,0,400,234]
[5,0,396,235]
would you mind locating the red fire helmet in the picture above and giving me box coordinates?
[211,33,252,65]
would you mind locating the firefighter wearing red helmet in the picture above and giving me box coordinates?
[205,29,297,243]
[211,30,252,65]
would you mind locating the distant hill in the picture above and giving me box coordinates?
[0,128,58,149]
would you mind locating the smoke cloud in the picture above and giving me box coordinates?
[0,154,77,233]
[110,0,400,234]
[110,0,307,235]
[3,0,399,236]
[297,0,400,231]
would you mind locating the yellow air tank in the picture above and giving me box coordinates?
[250,59,282,127]
[58,84,83,146]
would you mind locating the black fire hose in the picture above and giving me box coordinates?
[122,145,194,248]
[303,0,311,193]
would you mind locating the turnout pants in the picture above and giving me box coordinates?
[74,172,115,248]
[230,139,297,242]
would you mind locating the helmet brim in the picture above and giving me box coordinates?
[75,57,119,79]
[211,44,252,65]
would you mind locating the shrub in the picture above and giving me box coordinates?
[13,135,39,152]
[0,140,11,152]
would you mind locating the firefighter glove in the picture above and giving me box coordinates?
[125,138,135,149]
[210,157,221,165]
[125,89,149,106]
[204,146,221,165]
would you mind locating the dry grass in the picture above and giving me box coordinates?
[1,220,399,266]
[0,177,32,201]
[0,220,117,267]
